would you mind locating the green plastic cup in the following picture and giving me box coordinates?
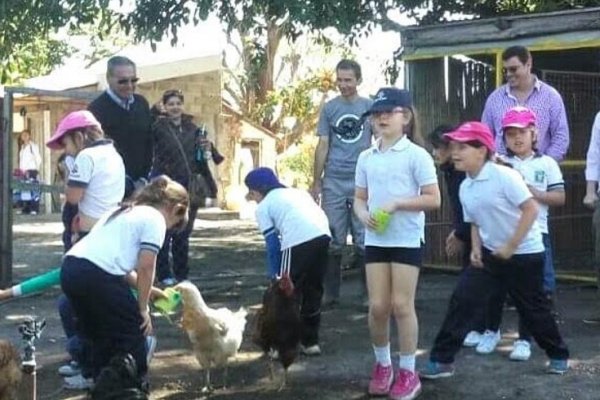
[372,209,391,234]
[153,287,181,314]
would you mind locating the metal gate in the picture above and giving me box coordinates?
[1,87,99,287]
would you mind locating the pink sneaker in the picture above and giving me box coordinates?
[368,363,393,395]
[389,369,422,400]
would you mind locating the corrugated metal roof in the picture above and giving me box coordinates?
[401,7,600,60]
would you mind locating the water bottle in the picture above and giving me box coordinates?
[195,124,212,162]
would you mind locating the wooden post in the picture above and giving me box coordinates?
[495,51,503,88]
[1,92,14,288]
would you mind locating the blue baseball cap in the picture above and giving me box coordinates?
[244,167,285,193]
[365,87,413,115]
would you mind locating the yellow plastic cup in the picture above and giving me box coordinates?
[153,287,181,314]
[372,209,391,234]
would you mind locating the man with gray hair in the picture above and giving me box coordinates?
[88,56,153,197]
[311,59,372,307]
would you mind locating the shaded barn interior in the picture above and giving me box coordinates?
[401,8,600,269]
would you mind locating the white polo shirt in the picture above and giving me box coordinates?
[460,162,544,254]
[67,205,166,275]
[505,153,564,234]
[255,188,331,250]
[355,135,438,248]
[68,140,125,219]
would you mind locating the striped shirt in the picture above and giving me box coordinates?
[481,77,570,161]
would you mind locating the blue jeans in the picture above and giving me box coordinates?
[542,233,555,293]
[58,294,81,361]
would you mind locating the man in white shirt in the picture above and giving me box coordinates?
[583,111,600,324]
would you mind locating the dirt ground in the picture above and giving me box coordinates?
[1,213,599,400]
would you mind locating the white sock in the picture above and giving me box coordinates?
[373,344,392,367]
[399,353,416,372]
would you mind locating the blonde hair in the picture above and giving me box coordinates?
[107,175,189,224]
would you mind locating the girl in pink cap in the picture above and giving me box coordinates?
[421,121,569,379]
[47,110,125,240]
[479,106,565,362]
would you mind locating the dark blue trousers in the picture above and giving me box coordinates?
[156,205,198,282]
[60,256,147,379]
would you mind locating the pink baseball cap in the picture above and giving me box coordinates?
[443,121,496,153]
[46,110,102,150]
[502,106,537,129]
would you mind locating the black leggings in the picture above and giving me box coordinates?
[430,249,569,363]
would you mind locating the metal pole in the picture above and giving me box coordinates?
[1,91,13,288]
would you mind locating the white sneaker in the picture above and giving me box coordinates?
[64,374,94,390]
[509,340,531,361]
[58,361,80,377]
[476,330,501,354]
[300,344,321,356]
[463,331,482,347]
[146,335,157,365]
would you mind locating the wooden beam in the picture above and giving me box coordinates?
[401,7,600,49]
[402,33,600,61]
[495,51,503,88]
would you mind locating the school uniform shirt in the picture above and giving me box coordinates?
[255,188,331,250]
[460,161,544,254]
[67,205,166,275]
[355,135,438,248]
[506,154,564,234]
[68,140,125,219]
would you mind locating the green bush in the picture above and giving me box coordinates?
[277,136,318,189]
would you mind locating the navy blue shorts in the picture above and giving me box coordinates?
[365,246,423,267]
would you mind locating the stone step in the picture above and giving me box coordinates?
[195,207,240,221]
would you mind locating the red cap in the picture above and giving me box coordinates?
[502,106,537,130]
[443,121,495,153]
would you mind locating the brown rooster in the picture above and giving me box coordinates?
[253,274,302,390]
[0,340,21,400]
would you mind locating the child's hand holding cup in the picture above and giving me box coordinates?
[372,209,391,234]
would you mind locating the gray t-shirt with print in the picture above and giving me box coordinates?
[317,95,373,179]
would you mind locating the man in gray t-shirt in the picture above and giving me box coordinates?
[311,59,372,306]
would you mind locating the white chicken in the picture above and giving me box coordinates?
[175,281,247,392]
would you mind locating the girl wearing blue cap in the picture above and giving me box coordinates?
[245,167,331,354]
[355,87,440,400]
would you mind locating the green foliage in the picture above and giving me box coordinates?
[0,38,73,84]
[277,136,318,188]
[0,0,113,84]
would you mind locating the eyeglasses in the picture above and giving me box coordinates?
[502,66,520,75]
[116,77,140,85]
[370,109,405,119]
